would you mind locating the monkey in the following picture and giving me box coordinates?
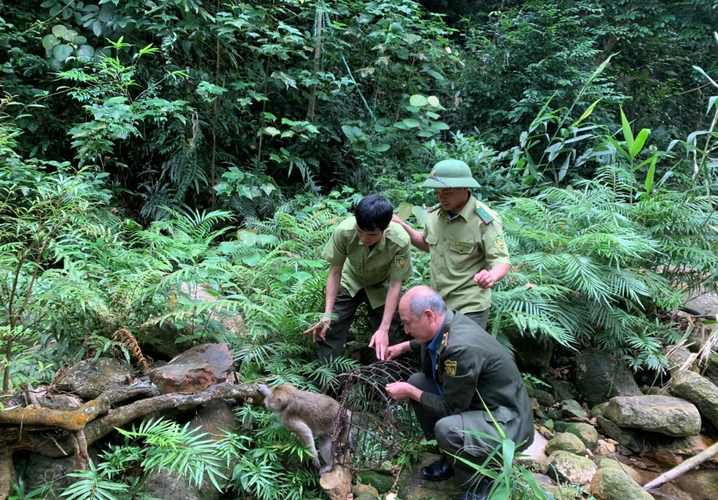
[257,383,350,474]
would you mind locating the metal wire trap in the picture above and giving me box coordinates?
[321,358,420,472]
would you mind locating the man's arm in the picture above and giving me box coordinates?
[385,381,423,402]
[369,280,402,360]
[392,215,429,252]
[303,266,342,342]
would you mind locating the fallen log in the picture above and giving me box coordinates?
[643,441,718,491]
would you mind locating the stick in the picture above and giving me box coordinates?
[643,441,718,490]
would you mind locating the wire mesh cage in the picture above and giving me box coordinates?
[321,358,421,472]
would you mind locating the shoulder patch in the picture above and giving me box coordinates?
[428,203,441,213]
[394,254,408,268]
[444,359,457,377]
[475,204,494,224]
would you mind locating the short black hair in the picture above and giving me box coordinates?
[355,194,393,231]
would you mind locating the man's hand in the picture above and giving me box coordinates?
[386,381,421,402]
[474,269,497,289]
[303,318,330,343]
[386,340,411,361]
[369,328,390,361]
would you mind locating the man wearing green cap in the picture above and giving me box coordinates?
[305,194,413,362]
[392,159,510,329]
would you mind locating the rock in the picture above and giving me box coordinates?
[533,389,555,407]
[589,467,653,500]
[596,416,643,453]
[670,370,718,430]
[12,452,80,496]
[592,457,639,482]
[566,422,599,450]
[150,343,234,394]
[561,399,588,420]
[547,450,596,485]
[546,433,586,456]
[507,331,553,370]
[641,448,683,468]
[352,483,380,498]
[705,352,718,385]
[675,469,718,500]
[594,439,616,455]
[572,348,642,407]
[320,465,353,500]
[665,346,699,373]
[356,471,394,494]
[396,453,464,500]
[591,402,609,417]
[53,358,131,398]
[603,395,701,437]
[550,380,577,401]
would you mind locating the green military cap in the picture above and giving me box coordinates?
[422,159,481,189]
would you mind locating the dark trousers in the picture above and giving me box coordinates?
[316,287,403,363]
[463,309,489,331]
[408,373,500,489]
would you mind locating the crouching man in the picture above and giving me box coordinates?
[385,285,534,500]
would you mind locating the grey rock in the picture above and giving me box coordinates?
[566,422,599,450]
[53,358,131,398]
[670,370,718,430]
[589,467,653,500]
[547,450,596,485]
[603,395,701,437]
[572,348,641,407]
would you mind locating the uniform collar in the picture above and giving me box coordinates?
[428,310,454,350]
[355,220,387,251]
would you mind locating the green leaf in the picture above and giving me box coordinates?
[52,25,68,38]
[409,95,427,107]
[427,95,441,108]
[52,44,73,61]
[402,118,420,128]
[619,107,634,150]
[42,34,60,51]
[373,143,390,152]
[263,126,280,137]
[630,128,650,158]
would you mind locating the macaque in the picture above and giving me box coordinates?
[257,383,348,474]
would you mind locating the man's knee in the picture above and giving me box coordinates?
[434,415,464,454]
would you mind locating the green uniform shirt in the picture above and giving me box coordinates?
[321,217,412,309]
[422,196,510,313]
[409,310,534,444]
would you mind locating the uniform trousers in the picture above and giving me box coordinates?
[408,372,529,488]
[316,287,403,363]
[463,309,489,330]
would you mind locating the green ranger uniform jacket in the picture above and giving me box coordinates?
[322,217,412,309]
[410,310,534,448]
[422,196,510,313]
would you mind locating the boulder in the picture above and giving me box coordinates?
[589,467,653,500]
[547,450,596,485]
[546,433,586,456]
[565,423,599,450]
[670,370,718,430]
[53,358,131,398]
[674,469,718,500]
[572,349,641,407]
[603,395,701,437]
[150,343,234,394]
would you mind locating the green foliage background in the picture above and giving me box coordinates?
[1,0,718,498]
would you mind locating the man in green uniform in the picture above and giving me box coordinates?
[392,159,510,329]
[304,194,413,363]
[386,285,534,500]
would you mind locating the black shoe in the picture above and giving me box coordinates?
[420,455,455,481]
[456,477,494,500]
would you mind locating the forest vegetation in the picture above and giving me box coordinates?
[1,0,718,498]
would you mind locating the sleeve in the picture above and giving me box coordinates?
[419,344,483,419]
[321,226,348,267]
[481,216,510,266]
[389,239,413,282]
